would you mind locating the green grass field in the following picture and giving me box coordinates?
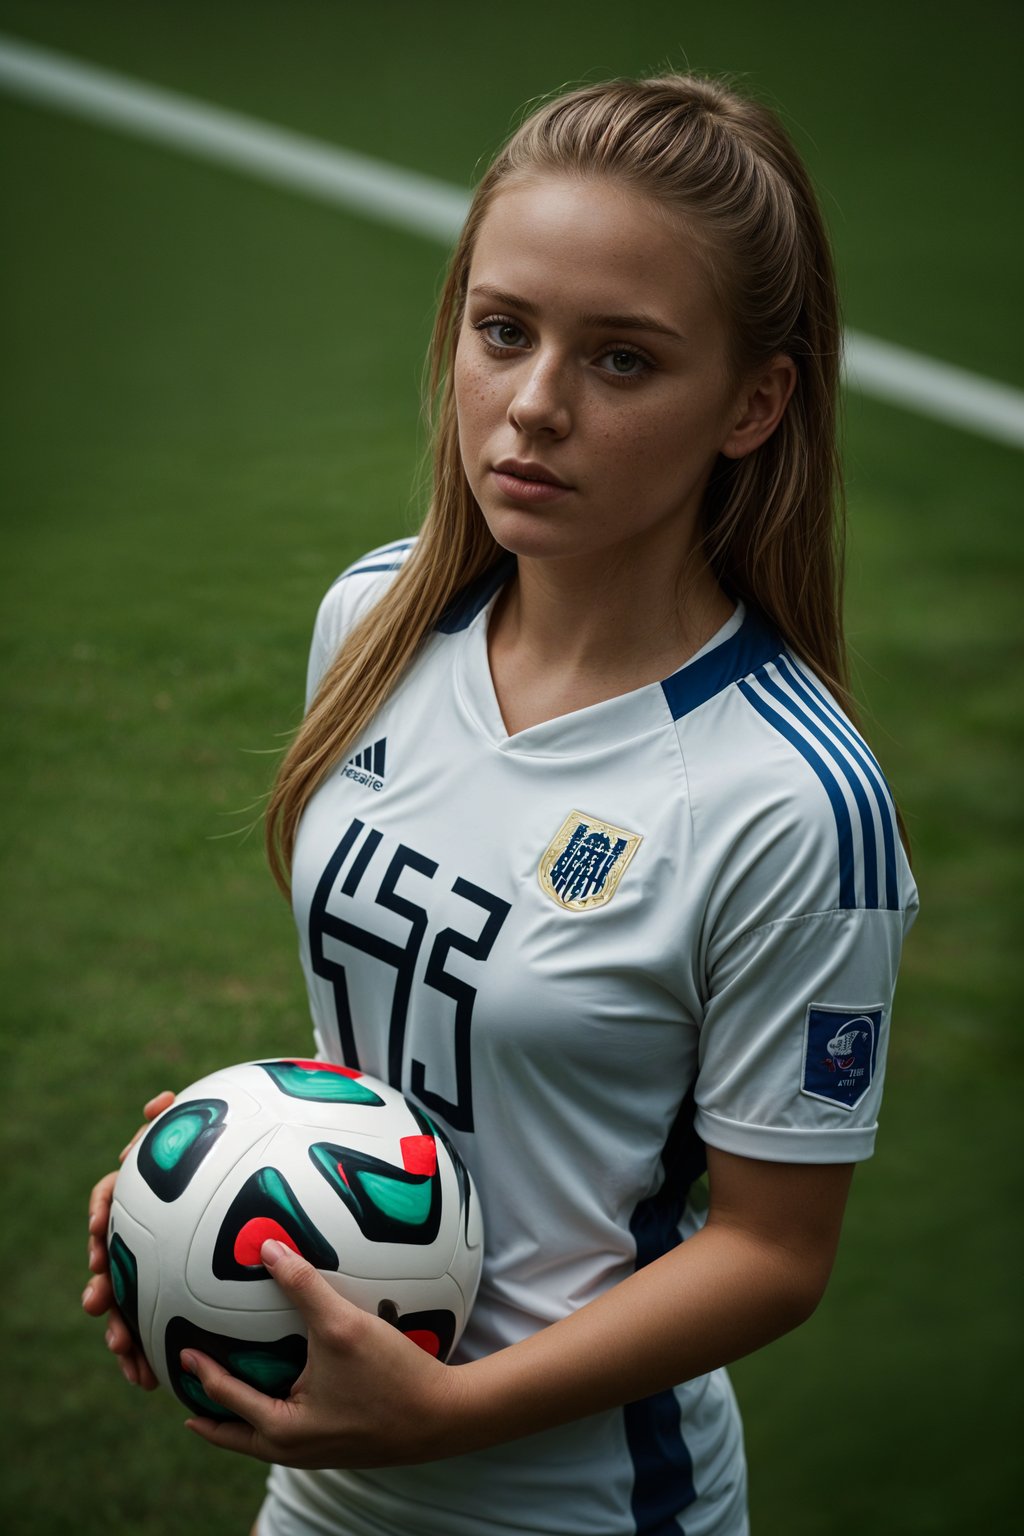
[2,3,1021,1532]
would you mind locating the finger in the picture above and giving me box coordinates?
[118,1352,139,1386]
[104,1309,135,1355]
[144,1089,175,1120]
[179,1350,279,1437]
[118,1091,175,1163]
[113,1345,162,1389]
[127,1347,161,1392]
[184,1415,262,1458]
[82,1273,115,1316]
[116,1340,161,1392]
[88,1172,118,1234]
[260,1240,362,1337]
[81,1263,160,1389]
[96,1301,159,1388]
[118,1125,146,1162]
[105,1311,162,1390]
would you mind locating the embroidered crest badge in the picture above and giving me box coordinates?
[801,1005,883,1111]
[538,810,642,912]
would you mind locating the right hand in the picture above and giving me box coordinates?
[83,1090,175,1390]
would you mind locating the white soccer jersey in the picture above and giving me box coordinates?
[263,540,918,1536]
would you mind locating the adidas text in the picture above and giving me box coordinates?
[342,765,384,792]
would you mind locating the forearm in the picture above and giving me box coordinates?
[177,1158,852,1472]
[443,1220,822,1458]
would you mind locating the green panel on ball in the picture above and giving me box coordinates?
[260,1060,385,1106]
[137,1098,228,1202]
[359,1169,433,1226]
[107,1231,146,1358]
[227,1347,303,1397]
[310,1140,441,1244]
[150,1111,207,1170]
[165,1317,307,1422]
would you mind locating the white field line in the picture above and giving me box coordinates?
[0,31,469,242]
[843,332,1024,449]
[2,31,1023,450]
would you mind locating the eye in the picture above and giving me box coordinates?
[475,318,529,352]
[596,347,652,382]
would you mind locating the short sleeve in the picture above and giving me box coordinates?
[694,905,909,1163]
[304,539,415,711]
[679,649,919,1166]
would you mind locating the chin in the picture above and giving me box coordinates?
[477,507,577,561]
[487,528,577,564]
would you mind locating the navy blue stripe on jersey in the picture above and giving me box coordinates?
[738,676,858,909]
[778,658,900,911]
[624,1384,696,1536]
[624,1092,702,1533]
[436,554,516,633]
[810,682,890,789]
[330,540,415,586]
[756,664,881,909]
[661,606,784,722]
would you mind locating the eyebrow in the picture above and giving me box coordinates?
[468,284,686,342]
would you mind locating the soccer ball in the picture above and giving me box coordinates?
[107,1058,483,1420]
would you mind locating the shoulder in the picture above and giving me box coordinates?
[316,537,416,633]
[674,630,917,935]
[305,538,415,706]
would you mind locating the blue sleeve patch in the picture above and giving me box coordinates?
[801,1005,882,1111]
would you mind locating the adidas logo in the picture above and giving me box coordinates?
[342,737,387,792]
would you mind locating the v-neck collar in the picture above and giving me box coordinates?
[449,577,772,758]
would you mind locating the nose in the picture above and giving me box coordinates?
[506,350,572,438]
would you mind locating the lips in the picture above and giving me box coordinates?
[490,467,572,505]
[493,458,569,488]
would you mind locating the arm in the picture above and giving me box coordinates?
[452,1149,852,1448]
[181,1148,852,1468]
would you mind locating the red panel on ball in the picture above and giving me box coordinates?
[288,1060,363,1079]
[233,1217,300,1267]
[400,1135,437,1176]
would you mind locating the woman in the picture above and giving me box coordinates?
[86,72,918,1535]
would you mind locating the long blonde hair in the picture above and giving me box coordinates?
[267,73,854,894]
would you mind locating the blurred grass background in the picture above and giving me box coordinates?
[1,2,1021,1531]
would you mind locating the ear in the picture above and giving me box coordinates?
[720,354,798,460]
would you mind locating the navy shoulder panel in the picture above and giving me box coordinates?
[661,606,785,721]
[435,554,516,634]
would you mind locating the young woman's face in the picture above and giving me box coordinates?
[454,174,746,569]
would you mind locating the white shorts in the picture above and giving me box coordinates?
[254,1364,747,1536]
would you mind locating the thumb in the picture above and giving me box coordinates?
[260,1238,354,1329]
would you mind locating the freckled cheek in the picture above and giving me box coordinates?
[610,417,674,478]
[605,412,713,505]
[455,364,506,447]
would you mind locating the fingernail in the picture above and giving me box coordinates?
[82,1284,94,1308]
[120,1358,137,1386]
[261,1238,288,1266]
[105,1328,115,1349]
[180,1350,198,1374]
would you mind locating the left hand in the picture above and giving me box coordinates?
[180,1239,468,1469]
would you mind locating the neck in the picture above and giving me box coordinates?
[484,542,734,735]
[494,547,732,682]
